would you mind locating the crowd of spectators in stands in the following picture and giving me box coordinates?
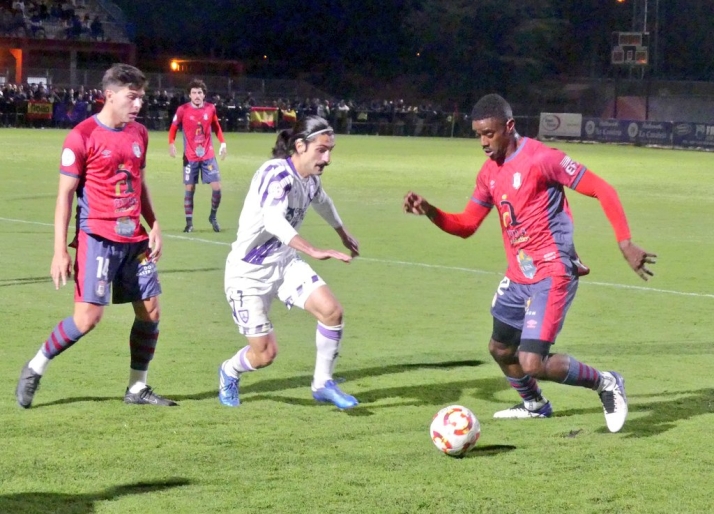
[0,0,104,40]
[0,81,477,138]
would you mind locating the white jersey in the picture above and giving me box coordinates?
[226,157,342,279]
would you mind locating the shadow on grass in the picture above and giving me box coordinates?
[464,444,517,458]
[556,387,714,438]
[244,375,509,415]
[32,360,489,409]
[0,477,191,514]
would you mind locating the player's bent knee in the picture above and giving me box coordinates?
[252,346,278,367]
[73,307,103,333]
[488,338,518,364]
[518,339,552,378]
[306,288,343,326]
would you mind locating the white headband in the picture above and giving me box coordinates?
[305,127,334,140]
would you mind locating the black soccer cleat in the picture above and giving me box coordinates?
[183,223,194,233]
[124,386,178,406]
[209,216,221,232]
[16,361,42,409]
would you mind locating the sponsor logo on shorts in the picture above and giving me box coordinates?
[526,319,538,329]
[136,252,156,277]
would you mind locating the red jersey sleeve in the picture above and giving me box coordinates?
[168,105,183,143]
[538,147,587,189]
[574,170,631,242]
[429,170,493,238]
[140,125,149,170]
[210,105,225,143]
[472,167,494,208]
[59,129,88,178]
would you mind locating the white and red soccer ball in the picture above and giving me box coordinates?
[430,405,480,456]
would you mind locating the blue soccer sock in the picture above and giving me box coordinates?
[561,356,603,390]
[30,316,85,374]
[184,190,195,223]
[210,189,222,218]
[128,319,159,392]
[506,375,543,403]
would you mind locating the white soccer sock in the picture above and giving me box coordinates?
[128,369,148,393]
[28,350,51,375]
[224,345,256,378]
[312,322,343,390]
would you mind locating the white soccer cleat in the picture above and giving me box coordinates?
[599,371,628,433]
[493,398,552,418]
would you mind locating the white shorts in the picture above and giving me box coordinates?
[225,257,326,336]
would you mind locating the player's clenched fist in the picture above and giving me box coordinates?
[403,191,432,216]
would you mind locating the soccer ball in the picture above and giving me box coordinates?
[429,405,480,457]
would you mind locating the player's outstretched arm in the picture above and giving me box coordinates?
[403,191,489,238]
[618,240,657,281]
[573,170,656,280]
[288,234,352,263]
[52,174,79,289]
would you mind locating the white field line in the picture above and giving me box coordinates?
[2,216,712,299]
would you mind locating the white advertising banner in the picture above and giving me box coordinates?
[538,113,583,138]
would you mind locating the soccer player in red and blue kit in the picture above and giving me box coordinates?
[404,94,656,433]
[169,79,227,233]
[16,64,177,408]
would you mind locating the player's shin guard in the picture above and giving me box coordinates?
[128,319,159,391]
[313,322,343,390]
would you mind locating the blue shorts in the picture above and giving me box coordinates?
[74,231,162,305]
[183,156,220,185]
[490,275,578,343]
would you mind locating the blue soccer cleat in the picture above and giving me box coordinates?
[218,365,240,407]
[312,380,359,410]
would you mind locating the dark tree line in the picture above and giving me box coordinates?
[115,0,714,101]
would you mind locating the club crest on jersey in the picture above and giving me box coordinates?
[513,172,521,189]
[132,142,141,158]
[203,113,208,120]
[95,280,106,297]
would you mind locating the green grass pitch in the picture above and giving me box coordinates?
[1,129,713,513]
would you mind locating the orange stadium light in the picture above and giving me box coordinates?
[170,59,180,72]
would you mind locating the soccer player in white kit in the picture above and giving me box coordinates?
[220,116,360,409]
